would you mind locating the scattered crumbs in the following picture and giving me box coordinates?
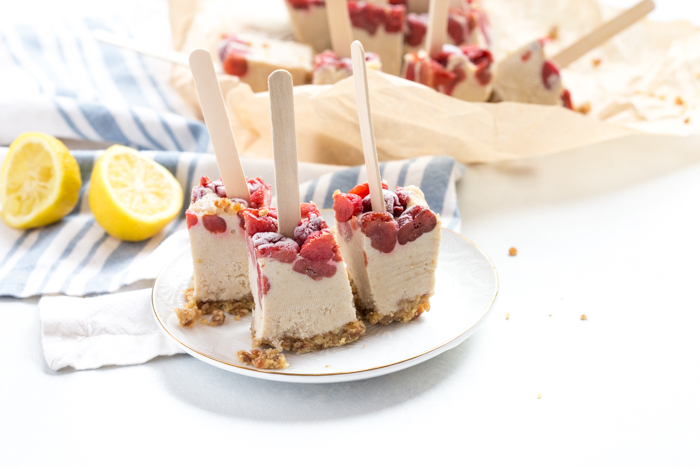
[363,344,365,348]
[592,58,602,67]
[549,314,552,317]
[675,96,685,106]
[325,365,330,368]
[547,25,559,40]
[506,313,510,320]
[537,394,542,399]
[685,117,691,124]
[236,349,289,369]
[509,247,518,256]
[576,102,592,115]
[581,314,588,321]
[659,95,666,101]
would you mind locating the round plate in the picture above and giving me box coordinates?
[152,214,498,383]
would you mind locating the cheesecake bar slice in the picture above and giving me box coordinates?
[218,33,313,92]
[402,43,493,102]
[348,1,405,76]
[333,183,441,325]
[243,203,365,353]
[312,49,382,85]
[185,176,271,306]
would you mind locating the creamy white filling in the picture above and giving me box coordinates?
[250,255,357,343]
[188,207,249,302]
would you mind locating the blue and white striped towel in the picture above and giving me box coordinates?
[0,17,209,151]
[0,152,464,299]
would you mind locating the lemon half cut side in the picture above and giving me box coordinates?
[89,145,183,242]
[0,133,82,229]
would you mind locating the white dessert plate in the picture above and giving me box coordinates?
[152,213,498,383]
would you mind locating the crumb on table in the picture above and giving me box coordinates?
[685,117,691,124]
[547,25,558,40]
[592,58,601,67]
[580,314,588,321]
[236,349,289,369]
[576,102,592,115]
[509,247,517,256]
[675,96,685,106]
[506,313,510,320]
[537,393,542,399]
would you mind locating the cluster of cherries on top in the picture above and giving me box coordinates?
[333,182,438,253]
[244,203,341,282]
[348,0,405,35]
[187,176,271,234]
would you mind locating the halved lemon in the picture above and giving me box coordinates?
[89,145,183,242]
[0,133,82,229]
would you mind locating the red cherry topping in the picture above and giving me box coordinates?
[405,13,427,47]
[333,193,363,222]
[247,177,271,209]
[360,211,398,253]
[541,60,561,90]
[362,189,403,216]
[394,186,409,209]
[202,214,227,234]
[253,232,300,263]
[301,203,320,219]
[300,230,342,262]
[222,53,248,77]
[294,216,328,247]
[186,210,198,229]
[561,89,573,110]
[292,258,338,280]
[243,209,278,236]
[396,205,438,245]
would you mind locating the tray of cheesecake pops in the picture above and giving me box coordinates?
[151,38,499,383]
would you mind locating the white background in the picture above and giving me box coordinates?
[2,1,700,466]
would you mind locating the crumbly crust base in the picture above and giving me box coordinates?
[350,278,432,324]
[174,284,254,327]
[236,348,289,369]
[252,320,366,354]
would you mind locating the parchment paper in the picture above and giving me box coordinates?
[169,0,699,164]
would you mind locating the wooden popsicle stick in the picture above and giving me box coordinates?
[351,41,385,213]
[268,70,302,238]
[94,30,224,74]
[426,0,450,57]
[189,49,250,201]
[326,0,354,59]
[551,0,655,68]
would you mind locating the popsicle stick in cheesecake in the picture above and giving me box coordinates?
[351,41,386,213]
[189,49,250,201]
[551,0,655,68]
[425,0,450,57]
[326,0,354,59]
[268,70,302,238]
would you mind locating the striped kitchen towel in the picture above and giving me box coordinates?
[0,13,209,151]
[0,152,464,299]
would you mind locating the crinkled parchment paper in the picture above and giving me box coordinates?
[169,0,699,164]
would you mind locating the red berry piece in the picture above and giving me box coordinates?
[301,203,320,219]
[185,210,198,229]
[541,60,561,90]
[561,89,573,110]
[300,230,342,262]
[294,216,328,247]
[349,182,370,199]
[243,210,278,236]
[247,177,271,209]
[394,186,409,209]
[191,185,208,202]
[397,205,438,245]
[333,193,362,222]
[200,176,212,186]
[405,13,427,47]
[223,52,248,77]
[202,214,227,234]
[292,258,338,280]
[253,232,300,263]
[362,189,402,216]
[360,212,398,253]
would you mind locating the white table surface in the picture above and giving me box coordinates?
[3,1,700,465]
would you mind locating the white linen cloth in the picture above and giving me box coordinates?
[39,288,183,370]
